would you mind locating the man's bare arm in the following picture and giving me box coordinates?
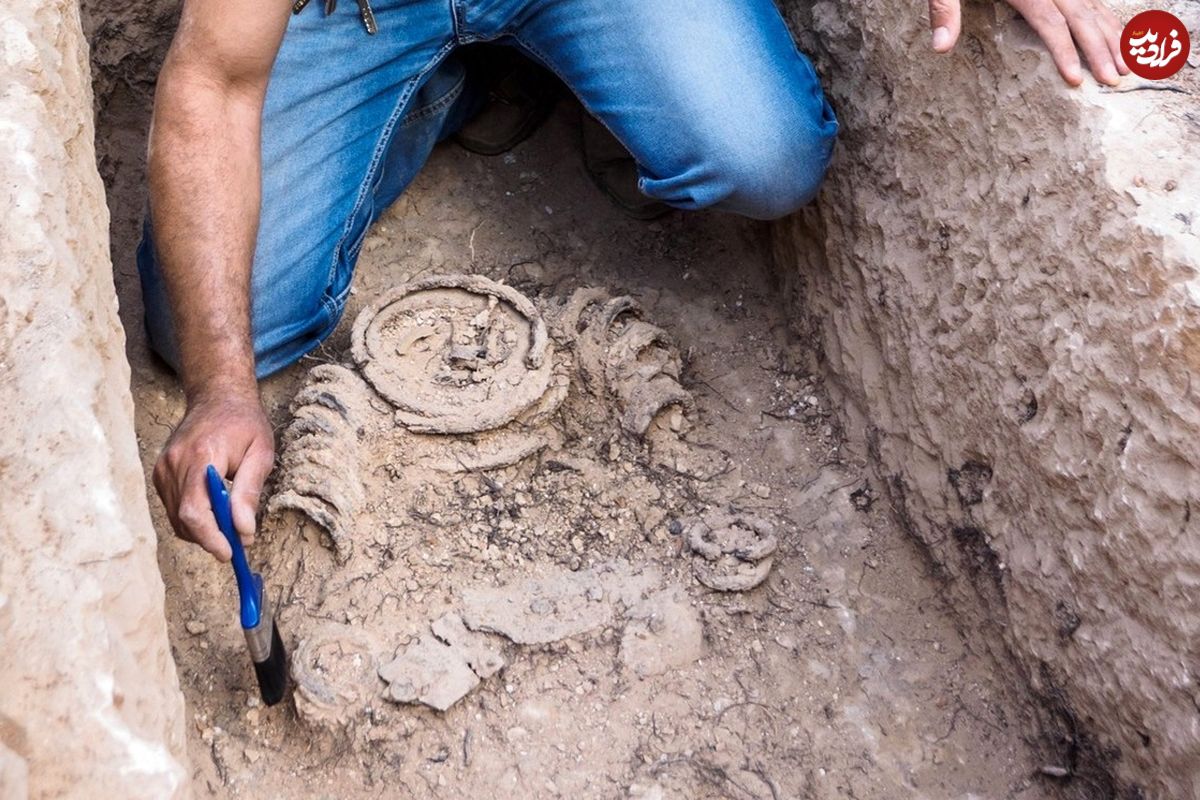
[149,0,291,560]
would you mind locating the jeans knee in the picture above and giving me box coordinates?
[709,101,838,220]
[643,95,838,220]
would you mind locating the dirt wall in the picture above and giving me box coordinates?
[78,0,176,116]
[0,1,188,796]
[774,0,1199,796]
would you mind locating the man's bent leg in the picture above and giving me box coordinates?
[139,0,473,378]
[508,0,837,220]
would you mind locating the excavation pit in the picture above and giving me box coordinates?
[6,0,1193,795]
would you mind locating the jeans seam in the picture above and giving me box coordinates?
[510,32,646,177]
[323,39,458,310]
[401,69,466,128]
[450,0,467,43]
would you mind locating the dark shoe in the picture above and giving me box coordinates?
[455,46,560,156]
[580,111,671,221]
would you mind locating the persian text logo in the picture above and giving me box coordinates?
[1121,9,1190,80]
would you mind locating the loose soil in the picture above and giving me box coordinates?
[99,84,1071,798]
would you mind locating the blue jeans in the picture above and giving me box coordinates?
[138,0,838,378]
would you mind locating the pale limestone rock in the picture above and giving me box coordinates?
[461,561,661,645]
[776,0,1200,795]
[0,1,188,796]
[379,636,480,712]
[430,612,506,679]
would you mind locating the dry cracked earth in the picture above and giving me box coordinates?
[99,80,1075,799]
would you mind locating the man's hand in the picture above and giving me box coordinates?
[153,395,275,561]
[929,0,1131,85]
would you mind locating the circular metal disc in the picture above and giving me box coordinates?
[350,275,553,434]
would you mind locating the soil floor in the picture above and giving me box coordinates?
[99,82,1071,799]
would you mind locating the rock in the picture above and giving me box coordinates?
[461,561,661,644]
[627,779,666,800]
[0,2,188,795]
[430,612,506,679]
[374,614,506,714]
[0,742,28,799]
[773,0,1200,793]
[185,620,208,636]
[379,636,480,712]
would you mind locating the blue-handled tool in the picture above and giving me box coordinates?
[205,465,288,706]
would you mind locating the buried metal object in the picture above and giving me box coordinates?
[350,274,555,434]
[685,512,779,592]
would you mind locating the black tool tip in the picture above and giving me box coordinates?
[252,623,289,707]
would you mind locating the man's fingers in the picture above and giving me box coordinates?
[929,0,962,52]
[1110,39,1130,76]
[152,398,273,558]
[1066,2,1120,84]
[1099,5,1131,74]
[1016,0,1084,84]
[177,465,233,562]
[230,442,274,546]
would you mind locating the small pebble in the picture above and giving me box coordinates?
[185,620,207,636]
